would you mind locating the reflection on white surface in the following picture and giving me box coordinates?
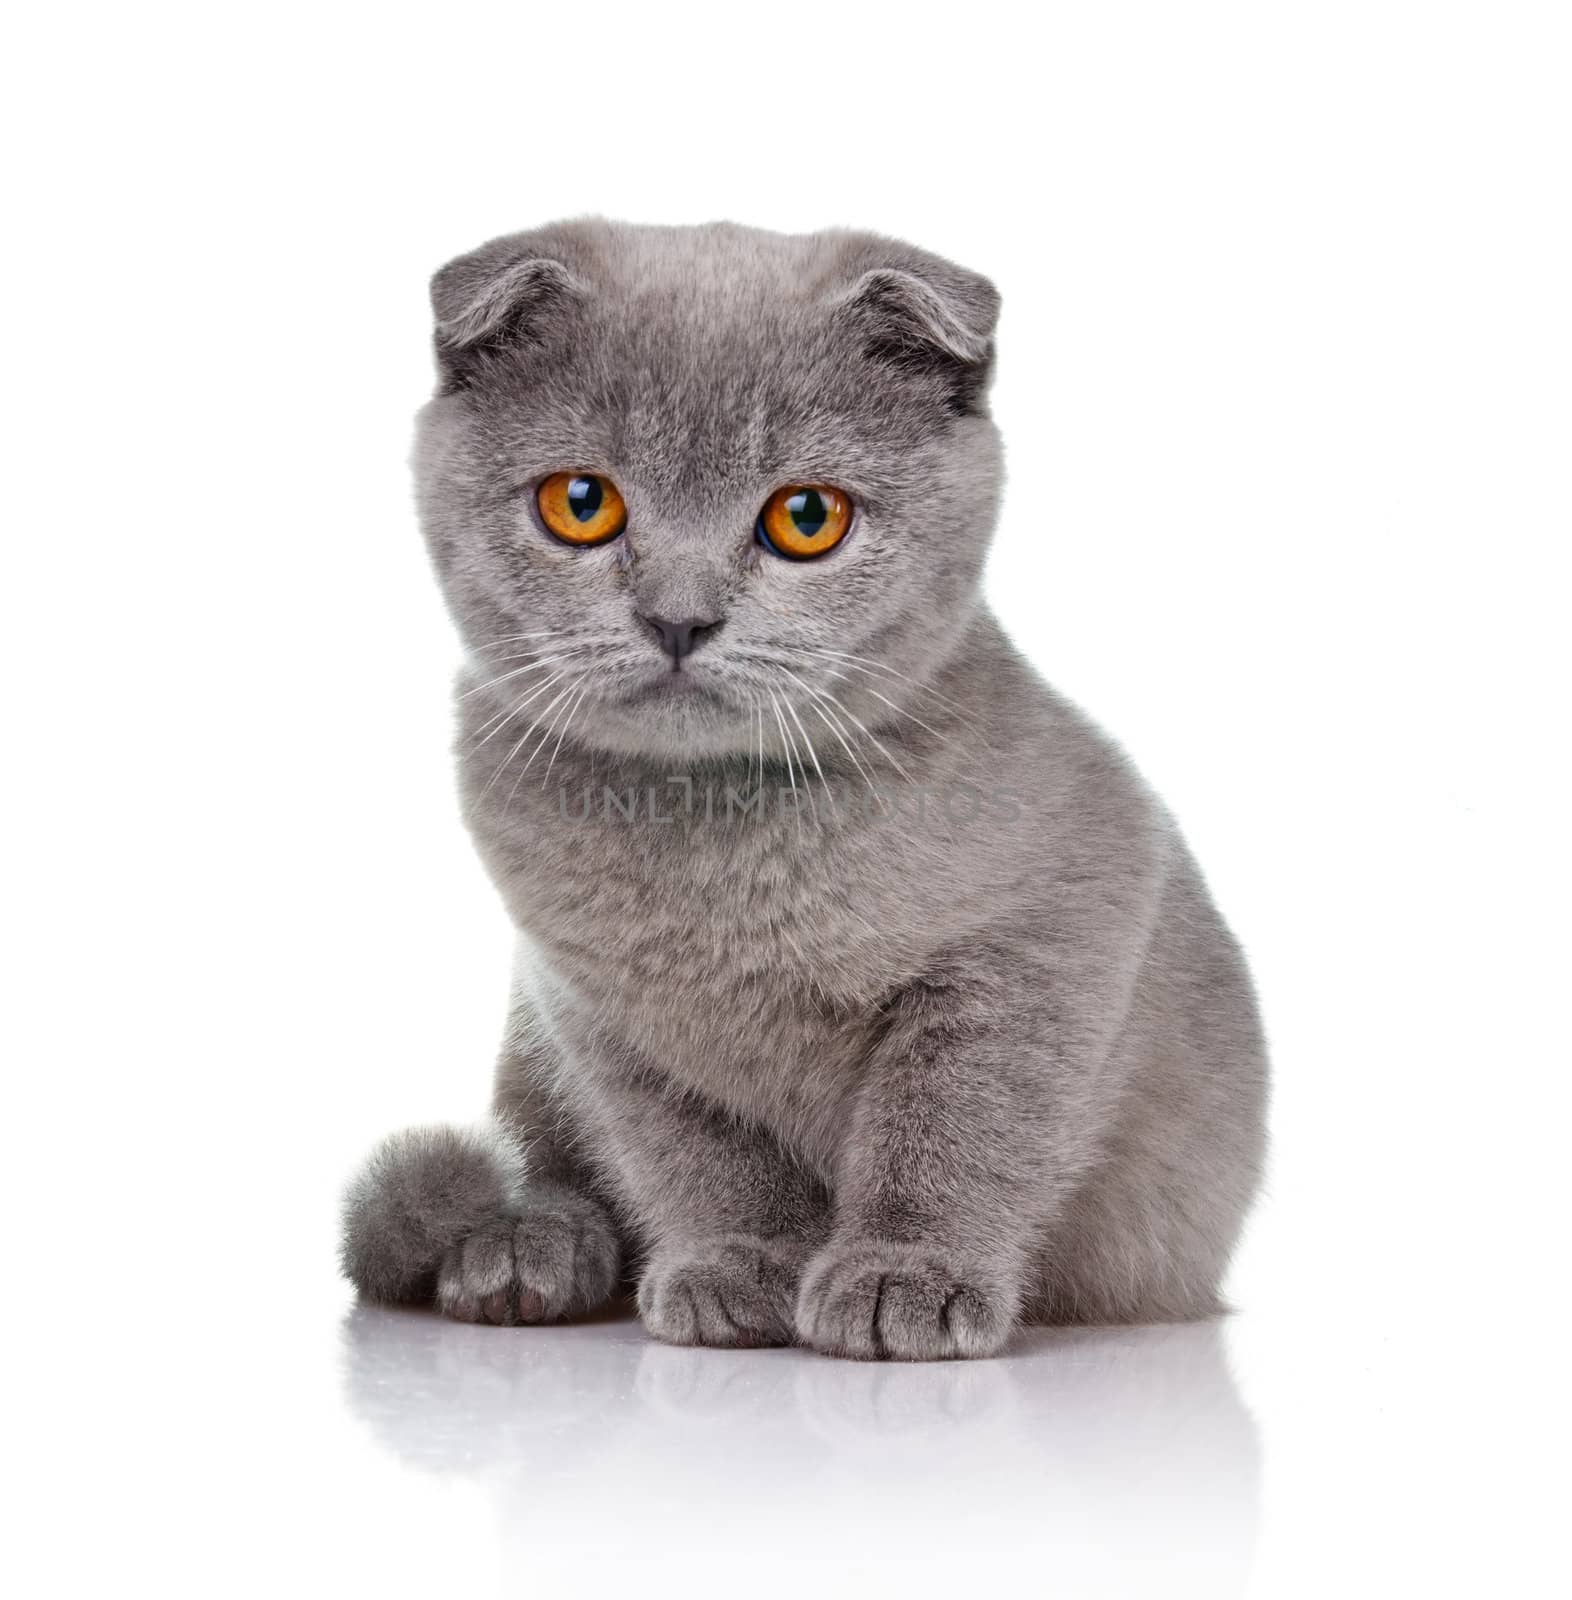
[342,1304,1259,1596]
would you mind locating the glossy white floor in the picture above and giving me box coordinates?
[335,1303,1257,1595]
[35,1164,1557,1600]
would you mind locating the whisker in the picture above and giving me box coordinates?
[800,647,969,715]
[844,679,952,746]
[480,632,619,652]
[479,703,554,800]
[779,682,836,815]
[784,691,826,825]
[779,670,886,810]
[476,668,583,794]
[460,654,569,701]
[471,629,572,651]
[471,669,569,749]
[756,700,765,801]
[469,648,559,671]
[789,672,913,785]
[541,675,594,790]
[766,689,806,835]
[503,679,581,806]
[731,646,966,748]
[769,687,816,828]
[468,638,614,673]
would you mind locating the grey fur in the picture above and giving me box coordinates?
[340,218,1268,1359]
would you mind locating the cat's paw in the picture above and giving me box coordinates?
[637,1234,807,1349]
[795,1239,1018,1361]
[435,1193,620,1325]
[340,1119,526,1303]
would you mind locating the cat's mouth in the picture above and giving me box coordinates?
[623,669,724,704]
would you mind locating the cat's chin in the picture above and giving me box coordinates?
[576,688,760,763]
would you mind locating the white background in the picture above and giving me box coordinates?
[5,3,1568,1595]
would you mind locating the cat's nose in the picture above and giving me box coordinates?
[638,613,722,662]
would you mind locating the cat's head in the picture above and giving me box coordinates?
[414,218,1003,762]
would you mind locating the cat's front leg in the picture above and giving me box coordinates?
[798,935,1131,1361]
[584,1057,832,1349]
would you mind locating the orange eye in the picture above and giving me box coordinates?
[757,484,854,560]
[537,472,628,546]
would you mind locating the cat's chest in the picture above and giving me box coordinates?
[473,777,933,1131]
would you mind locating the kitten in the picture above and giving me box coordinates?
[340,218,1268,1359]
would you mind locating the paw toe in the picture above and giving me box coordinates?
[796,1241,1015,1361]
[434,1200,620,1325]
[638,1237,804,1349]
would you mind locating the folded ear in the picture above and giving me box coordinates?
[833,255,1001,416]
[429,235,589,383]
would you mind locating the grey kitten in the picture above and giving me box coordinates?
[340,218,1268,1359]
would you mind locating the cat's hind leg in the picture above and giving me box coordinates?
[339,1116,622,1323]
[433,1183,621,1325]
[340,1118,526,1305]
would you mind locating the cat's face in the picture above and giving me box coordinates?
[414,220,1003,763]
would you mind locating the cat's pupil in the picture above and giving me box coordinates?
[788,489,827,535]
[567,476,603,522]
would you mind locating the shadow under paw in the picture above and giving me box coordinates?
[795,1239,1018,1361]
[436,1197,620,1326]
